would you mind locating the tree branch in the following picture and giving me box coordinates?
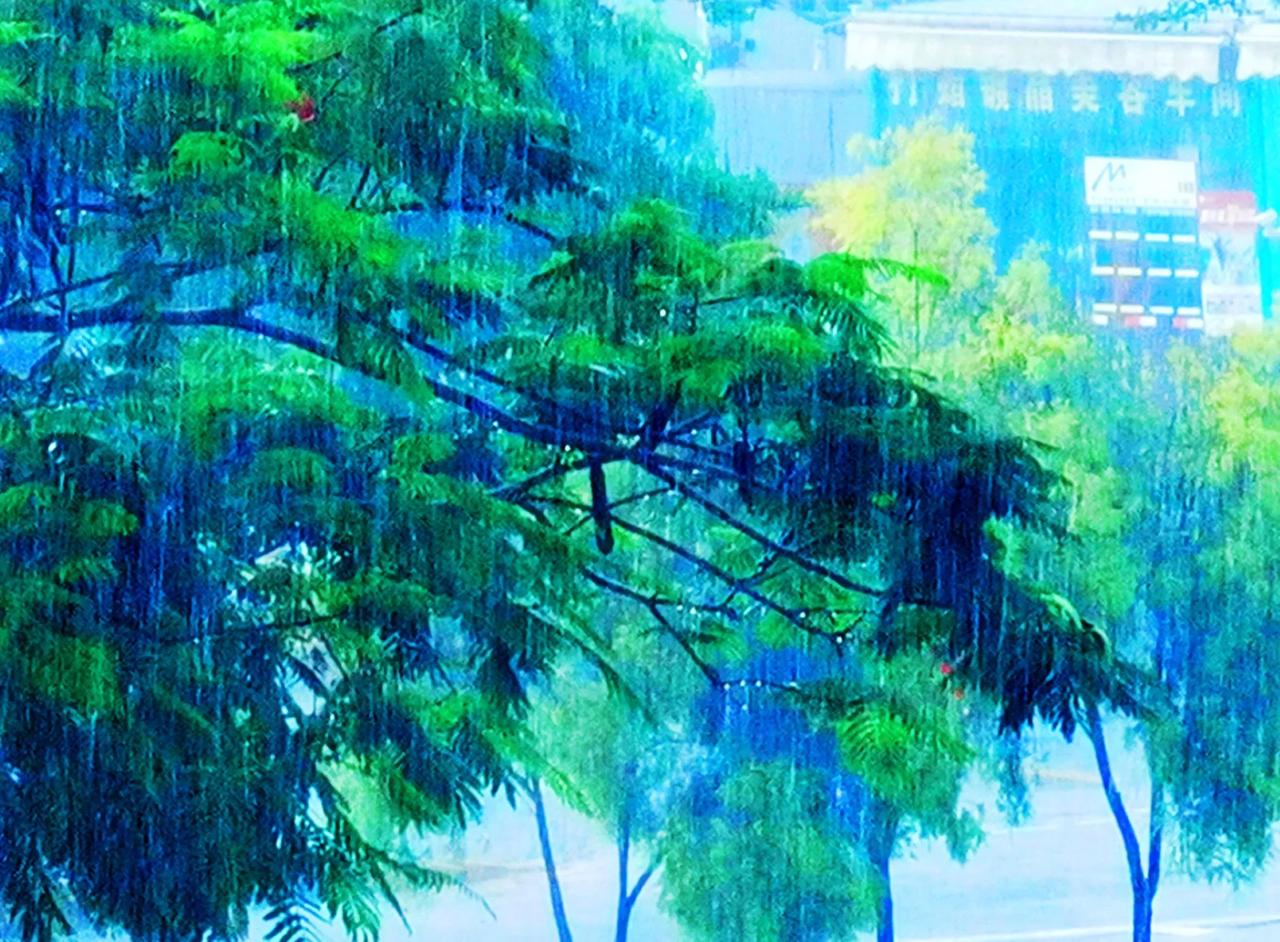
[5,303,873,663]
[554,504,848,647]
[582,569,818,700]
[582,569,723,686]
[626,861,658,910]
[565,486,669,536]
[0,304,627,453]
[636,458,885,598]
[0,261,214,317]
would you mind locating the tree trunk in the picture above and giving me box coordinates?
[875,848,894,942]
[615,809,631,942]
[1086,706,1159,942]
[614,803,656,942]
[615,890,632,942]
[529,777,574,942]
[1139,782,1165,942]
[870,801,898,942]
[1131,880,1152,942]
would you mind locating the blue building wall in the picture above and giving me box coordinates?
[702,50,1278,316]
[706,75,875,187]
[865,71,1257,305]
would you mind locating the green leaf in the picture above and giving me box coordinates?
[25,635,123,720]
[246,447,335,492]
[169,131,244,177]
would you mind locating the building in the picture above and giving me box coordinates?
[697,0,1280,334]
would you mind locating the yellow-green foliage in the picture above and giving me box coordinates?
[809,121,996,350]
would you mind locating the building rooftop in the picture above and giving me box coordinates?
[845,11,1231,81]
[851,0,1243,26]
[690,1,1280,83]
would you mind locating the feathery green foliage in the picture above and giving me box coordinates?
[0,3,1088,940]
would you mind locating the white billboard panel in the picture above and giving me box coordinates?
[1085,157,1198,212]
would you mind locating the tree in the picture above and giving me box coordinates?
[1,3,1095,940]
[809,125,1222,942]
[923,246,1280,942]
[660,759,881,942]
[0,336,504,942]
[526,634,704,942]
[827,650,983,942]
[810,121,995,356]
[1127,0,1255,27]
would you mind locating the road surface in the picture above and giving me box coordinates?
[266,724,1280,942]
[28,724,1278,941]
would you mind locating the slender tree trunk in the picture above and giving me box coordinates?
[875,847,894,942]
[1086,706,1160,942]
[1131,881,1152,942]
[615,808,631,942]
[1142,782,1165,942]
[614,803,657,942]
[529,777,574,942]
[912,227,922,357]
[870,801,898,942]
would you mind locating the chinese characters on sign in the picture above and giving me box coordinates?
[883,72,1243,119]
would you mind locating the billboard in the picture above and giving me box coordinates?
[1085,157,1198,213]
[1085,156,1203,331]
[1199,191,1264,335]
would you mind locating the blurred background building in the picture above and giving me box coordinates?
[663,0,1280,334]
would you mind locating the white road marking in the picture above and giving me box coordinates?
[985,815,1118,836]
[902,913,1280,942]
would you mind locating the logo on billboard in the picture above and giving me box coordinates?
[1091,160,1127,190]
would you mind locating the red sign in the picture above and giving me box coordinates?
[1199,191,1263,335]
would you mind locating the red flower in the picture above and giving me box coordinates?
[939,662,955,677]
[954,688,966,701]
[286,95,317,124]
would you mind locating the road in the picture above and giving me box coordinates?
[35,723,1280,941]
[315,724,1280,942]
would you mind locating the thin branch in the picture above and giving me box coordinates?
[290,5,426,73]
[639,452,758,490]
[0,304,628,454]
[393,319,608,434]
[366,198,560,242]
[498,211,561,244]
[0,260,213,316]
[545,502,848,646]
[582,570,809,699]
[494,457,594,500]
[636,458,885,598]
[584,569,722,686]
[662,412,720,445]
[347,164,373,209]
[311,152,347,192]
[564,486,669,536]
[626,862,658,910]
